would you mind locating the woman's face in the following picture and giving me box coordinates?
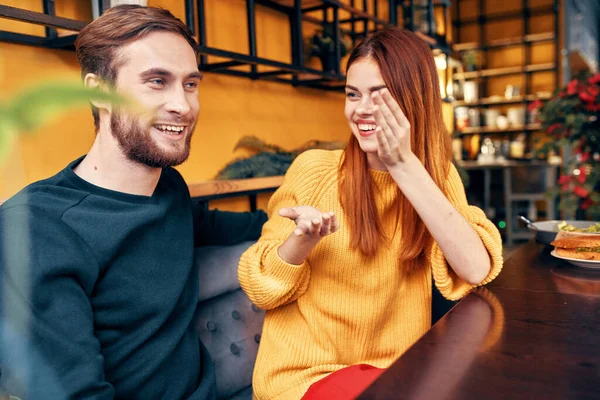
[344,57,387,159]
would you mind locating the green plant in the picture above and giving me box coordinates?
[0,80,127,162]
[461,50,480,72]
[215,135,346,179]
[305,23,352,73]
[530,71,600,219]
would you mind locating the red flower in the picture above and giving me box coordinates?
[573,186,589,198]
[582,198,595,210]
[528,99,542,111]
[577,172,587,184]
[589,73,600,85]
[558,175,571,185]
[547,123,562,134]
[567,79,578,95]
[580,91,595,103]
[579,152,590,163]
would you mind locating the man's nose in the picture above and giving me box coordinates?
[165,86,192,116]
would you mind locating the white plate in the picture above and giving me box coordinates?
[551,250,600,269]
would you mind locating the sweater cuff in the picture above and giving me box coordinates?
[431,206,504,301]
[263,245,309,283]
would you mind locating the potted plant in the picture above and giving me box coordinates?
[530,71,600,219]
[215,136,346,179]
[461,50,480,72]
[305,23,352,74]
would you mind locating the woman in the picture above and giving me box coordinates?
[238,28,503,399]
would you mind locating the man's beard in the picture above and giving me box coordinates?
[110,111,195,168]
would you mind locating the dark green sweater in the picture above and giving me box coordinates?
[0,157,267,399]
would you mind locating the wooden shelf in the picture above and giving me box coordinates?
[453,93,552,107]
[188,176,284,199]
[454,32,555,52]
[452,5,555,25]
[456,159,556,169]
[456,123,542,135]
[454,63,556,80]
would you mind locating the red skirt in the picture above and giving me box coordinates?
[301,364,386,400]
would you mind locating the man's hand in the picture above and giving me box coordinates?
[278,206,339,238]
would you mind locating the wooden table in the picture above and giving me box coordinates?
[358,240,600,400]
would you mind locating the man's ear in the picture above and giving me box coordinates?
[84,73,112,113]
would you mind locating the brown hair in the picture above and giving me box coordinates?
[338,28,452,270]
[74,5,198,129]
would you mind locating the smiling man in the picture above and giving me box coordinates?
[0,5,266,400]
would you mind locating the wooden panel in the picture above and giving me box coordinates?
[188,176,284,198]
[530,14,554,34]
[458,123,541,135]
[486,0,521,14]
[453,93,551,107]
[487,47,523,69]
[454,32,555,51]
[458,24,480,44]
[485,19,523,41]
[530,71,556,93]
[531,42,555,64]
[529,0,554,7]
[458,0,479,20]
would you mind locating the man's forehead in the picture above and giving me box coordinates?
[116,32,199,75]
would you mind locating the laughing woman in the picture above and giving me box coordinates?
[238,28,503,400]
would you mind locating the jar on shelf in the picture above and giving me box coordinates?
[455,107,469,130]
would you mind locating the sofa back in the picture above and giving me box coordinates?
[194,241,264,400]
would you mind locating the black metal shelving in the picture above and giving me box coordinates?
[0,1,453,91]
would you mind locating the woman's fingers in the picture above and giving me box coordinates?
[320,213,331,236]
[292,211,338,238]
[279,207,299,220]
[380,88,410,129]
[329,212,339,233]
[309,218,321,235]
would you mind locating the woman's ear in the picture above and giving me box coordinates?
[84,73,112,113]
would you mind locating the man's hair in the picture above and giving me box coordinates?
[74,5,198,130]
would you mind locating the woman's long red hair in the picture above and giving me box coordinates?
[338,28,452,270]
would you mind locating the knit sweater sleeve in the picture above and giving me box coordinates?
[238,150,332,310]
[429,164,504,301]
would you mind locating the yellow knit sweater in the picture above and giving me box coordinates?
[238,150,503,400]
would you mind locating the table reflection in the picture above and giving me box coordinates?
[358,288,505,399]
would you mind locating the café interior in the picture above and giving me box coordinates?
[0,0,599,399]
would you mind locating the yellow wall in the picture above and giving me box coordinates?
[0,0,354,206]
[1,0,449,211]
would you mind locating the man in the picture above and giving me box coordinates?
[0,5,266,399]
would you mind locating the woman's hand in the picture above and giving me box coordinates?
[277,206,339,265]
[278,206,339,238]
[372,88,414,167]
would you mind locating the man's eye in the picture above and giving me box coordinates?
[149,79,164,85]
[185,82,199,89]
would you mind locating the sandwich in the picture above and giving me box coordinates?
[551,231,600,261]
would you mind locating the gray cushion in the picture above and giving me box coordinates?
[194,241,264,400]
[227,387,253,400]
[196,242,254,302]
